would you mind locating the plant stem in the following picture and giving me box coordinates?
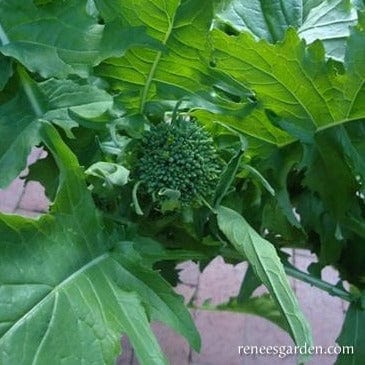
[284,264,355,303]
[220,244,355,302]
[132,181,144,216]
[197,193,216,214]
[139,15,175,114]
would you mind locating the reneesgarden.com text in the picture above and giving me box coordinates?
[238,344,354,359]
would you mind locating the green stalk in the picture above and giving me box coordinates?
[139,15,175,113]
[219,246,355,302]
[284,264,355,303]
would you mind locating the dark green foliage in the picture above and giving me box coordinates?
[134,118,222,206]
[1,1,365,364]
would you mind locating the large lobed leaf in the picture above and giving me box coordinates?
[95,0,216,113]
[0,123,200,365]
[95,0,296,159]
[0,1,363,363]
[211,19,365,132]
[0,0,159,78]
[193,5,364,159]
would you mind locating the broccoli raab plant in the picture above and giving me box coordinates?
[0,0,364,364]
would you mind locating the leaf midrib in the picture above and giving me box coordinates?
[298,18,356,33]
[139,7,177,113]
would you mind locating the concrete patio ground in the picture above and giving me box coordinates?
[0,149,347,365]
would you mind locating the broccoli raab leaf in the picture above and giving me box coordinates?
[95,0,215,113]
[0,0,159,78]
[0,123,200,365]
[215,0,303,42]
[0,1,364,364]
[95,0,296,156]
[215,0,357,60]
[298,0,358,60]
[199,294,290,333]
[207,10,365,169]
[195,6,363,160]
[212,20,364,132]
[227,13,365,273]
[217,206,312,363]
[335,301,365,364]
[0,68,112,188]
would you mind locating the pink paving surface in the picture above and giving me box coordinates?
[0,149,346,365]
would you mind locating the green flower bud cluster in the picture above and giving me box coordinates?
[135,119,222,206]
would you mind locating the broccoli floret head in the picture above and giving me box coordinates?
[135,118,222,207]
